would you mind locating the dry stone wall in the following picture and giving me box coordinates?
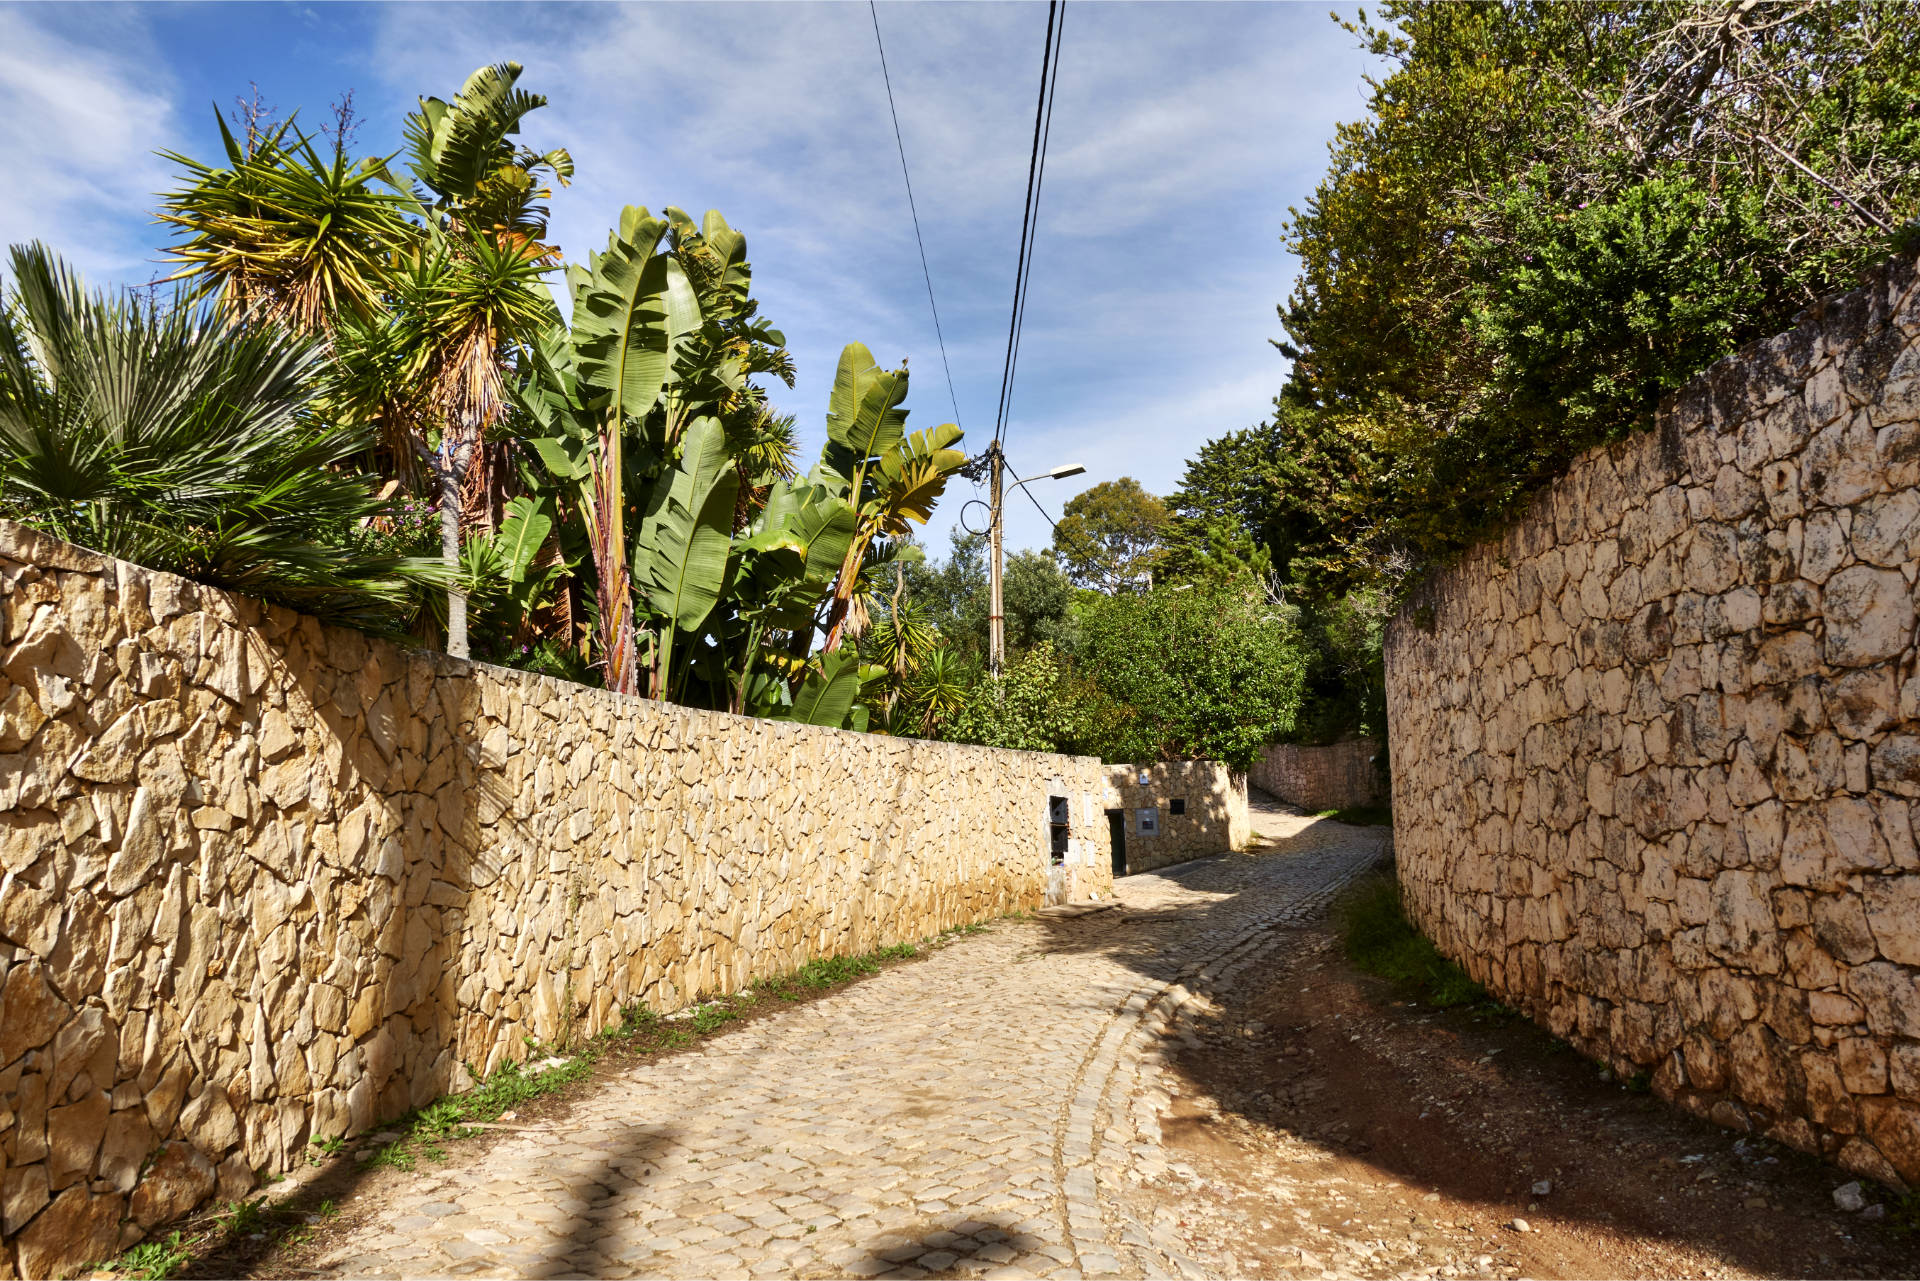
[0,522,1110,1278]
[1103,761,1249,874]
[1386,256,1920,1190]
[1250,739,1386,813]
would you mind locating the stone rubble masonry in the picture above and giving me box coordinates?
[1250,739,1387,814]
[0,521,1112,1279]
[1385,253,1920,1191]
[1103,761,1250,875]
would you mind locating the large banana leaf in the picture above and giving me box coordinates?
[796,492,857,587]
[572,207,672,421]
[785,649,863,727]
[495,495,553,583]
[405,62,556,204]
[636,415,739,632]
[822,343,909,473]
[875,421,967,528]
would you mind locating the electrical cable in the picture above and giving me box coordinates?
[1000,449,1062,533]
[1019,478,1060,532]
[991,0,1061,449]
[998,0,1065,448]
[869,1,963,429]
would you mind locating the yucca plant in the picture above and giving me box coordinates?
[0,243,441,629]
[156,114,417,333]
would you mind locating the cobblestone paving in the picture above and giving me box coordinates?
[310,800,1386,1280]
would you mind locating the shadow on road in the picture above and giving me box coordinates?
[837,1212,1062,1279]
[529,1122,681,1278]
[1029,817,1914,1280]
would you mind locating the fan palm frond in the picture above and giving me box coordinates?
[0,243,442,629]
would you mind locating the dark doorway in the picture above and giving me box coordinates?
[1106,808,1127,877]
[1048,795,1070,866]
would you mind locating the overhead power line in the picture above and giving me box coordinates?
[869,1,963,429]
[999,1,1066,450]
[1009,454,1062,532]
[992,0,1065,450]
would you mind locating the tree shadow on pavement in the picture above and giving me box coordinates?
[516,1122,681,1279]
[1030,837,1917,1280]
[836,1212,1068,1280]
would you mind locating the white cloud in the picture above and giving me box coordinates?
[0,0,1383,567]
[0,8,180,279]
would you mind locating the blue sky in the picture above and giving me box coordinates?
[0,0,1381,558]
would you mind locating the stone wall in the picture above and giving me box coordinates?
[0,522,1111,1278]
[1385,255,1920,1190]
[1103,761,1249,875]
[1250,739,1386,813]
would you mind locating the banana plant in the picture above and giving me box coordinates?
[635,415,738,697]
[812,343,967,652]
[719,477,856,714]
[516,205,801,699]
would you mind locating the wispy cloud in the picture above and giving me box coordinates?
[0,0,1382,559]
[362,2,1380,556]
[0,7,180,279]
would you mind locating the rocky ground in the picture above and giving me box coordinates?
[1125,886,1919,1280]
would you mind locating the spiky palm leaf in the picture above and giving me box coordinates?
[0,243,440,628]
[157,113,417,333]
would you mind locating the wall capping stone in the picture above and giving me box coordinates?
[1386,252,1920,1190]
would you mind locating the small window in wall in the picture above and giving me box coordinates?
[1048,795,1070,865]
[1136,807,1159,836]
[1170,797,1187,816]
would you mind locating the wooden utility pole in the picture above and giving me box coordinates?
[988,442,1006,685]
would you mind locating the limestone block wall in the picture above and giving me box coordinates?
[0,521,1110,1278]
[1250,739,1386,813]
[1103,761,1249,875]
[1385,255,1920,1190]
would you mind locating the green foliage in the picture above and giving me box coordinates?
[1337,875,1486,1008]
[156,111,416,332]
[1051,476,1169,591]
[1291,588,1390,745]
[1279,2,1920,566]
[1313,805,1392,827]
[900,530,1073,668]
[940,642,1088,755]
[113,1232,193,1281]
[1003,550,1078,652]
[639,415,739,635]
[1073,582,1306,772]
[0,244,440,629]
[404,61,573,255]
[1163,398,1373,598]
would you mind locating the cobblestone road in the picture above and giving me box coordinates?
[309,800,1386,1280]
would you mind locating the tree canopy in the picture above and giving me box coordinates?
[1050,477,1170,591]
[1278,1,1920,567]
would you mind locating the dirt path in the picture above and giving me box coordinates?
[1124,805,1919,1280]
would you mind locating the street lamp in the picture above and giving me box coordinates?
[988,444,1085,681]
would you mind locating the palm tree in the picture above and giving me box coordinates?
[398,61,571,656]
[0,243,436,628]
[158,63,572,658]
[156,113,416,334]
[388,234,556,657]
